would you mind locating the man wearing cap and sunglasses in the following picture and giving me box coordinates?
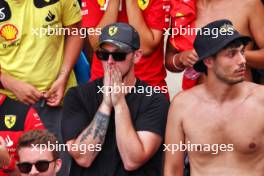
[61,22,169,176]
[16,130,62,176]
[164,19,264,176]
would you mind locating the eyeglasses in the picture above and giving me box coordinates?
[17,159,57,174]
[96,50,131,61]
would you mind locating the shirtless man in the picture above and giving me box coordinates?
[164,19,264,176]
[166,0,264,82]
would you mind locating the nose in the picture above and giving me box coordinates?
[237,52,246,65]
[107,54,115,65]
[29,165,39,175]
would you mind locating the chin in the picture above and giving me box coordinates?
[227,77,244,85]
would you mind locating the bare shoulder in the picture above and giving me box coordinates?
[170,85,203,110]
[239,0,261,6]
[249,82,264,97]
[243,82,264,103]
[240,0,263,10]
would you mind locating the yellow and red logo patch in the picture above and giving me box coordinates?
[97,0,105,7]
[138,0,149,10]
[0,24,18,41]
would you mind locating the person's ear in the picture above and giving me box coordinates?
[55,159,62,173]
[133,49,143,64]
[203,57,214,70]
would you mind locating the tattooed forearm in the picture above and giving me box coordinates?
[79,111,110,144]
[80,121,94,142]
[93,112,110,142]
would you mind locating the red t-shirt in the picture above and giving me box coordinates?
[0,94,45,176]
[169,0,200,90]
[82,0,169,89]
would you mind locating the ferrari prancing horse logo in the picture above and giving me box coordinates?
[4,115,16,129]
[108,26,118,36]
[138,0,149,10]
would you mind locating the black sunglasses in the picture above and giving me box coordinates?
[17,159,57,174]
[96,50,131,61]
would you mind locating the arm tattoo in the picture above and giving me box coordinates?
[80,121,94,142]
[80,111,110,144]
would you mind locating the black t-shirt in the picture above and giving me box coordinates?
[62,78,169,176]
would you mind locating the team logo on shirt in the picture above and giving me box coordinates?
[45,10,56,22]
[108,26,118,36]
[4,115,16,129]
[33,0,59,8]
[176,12,184,17]
[138,0,149,10]
[97,0,105,7]
[0,24,18,41]
[0,0,11,22]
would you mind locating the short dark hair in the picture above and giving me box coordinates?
[17,130,59,159]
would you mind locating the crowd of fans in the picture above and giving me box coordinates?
[0,0,264,175]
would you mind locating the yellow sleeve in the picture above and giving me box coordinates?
[61,0,82,26]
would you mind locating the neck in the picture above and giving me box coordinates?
[204,74,244,103]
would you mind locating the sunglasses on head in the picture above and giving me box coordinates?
[96,49,132,61]
[17,159,57,174]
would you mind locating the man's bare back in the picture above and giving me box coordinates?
[174,82,264,176]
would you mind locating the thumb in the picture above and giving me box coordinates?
[44,89,53,99]
[44,84,56,98]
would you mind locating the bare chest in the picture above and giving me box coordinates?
[184,103,264,154]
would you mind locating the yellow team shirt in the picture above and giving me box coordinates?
[0,0,82,99]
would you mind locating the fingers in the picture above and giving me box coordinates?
[191,49,198,57]
[30,87,42,102]
[0,136,5,146]
[44,83,63,106]
[181,52,199,67]
[45,90,63,106]
[17,86,42,105]
[46,97,62,106]
[104,65,111,86]
[46,93,63,106]
[111,66,122,86]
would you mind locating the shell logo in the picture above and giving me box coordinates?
[0,24,18,41]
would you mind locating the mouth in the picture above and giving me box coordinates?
[235,68,246,75]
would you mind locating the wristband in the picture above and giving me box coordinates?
[2,157,16,173]
[172,54,185,71]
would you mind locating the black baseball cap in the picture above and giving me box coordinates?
[98,22,140,51]
[193,19,251,72]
